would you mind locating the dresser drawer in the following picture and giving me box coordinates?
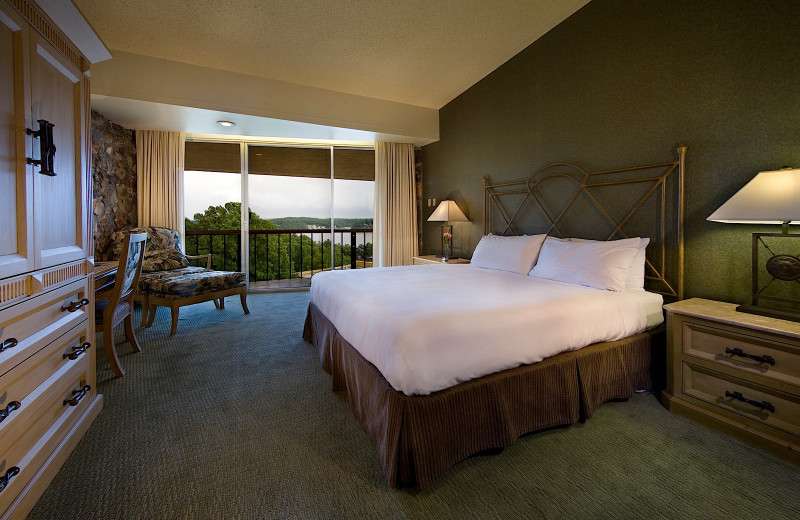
[682,319,800,388]
[0,322,91,425]
[0,278,90,377]
[682,363,800,437]
[0,356,91,512]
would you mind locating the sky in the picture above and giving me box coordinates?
[184,170,375,220]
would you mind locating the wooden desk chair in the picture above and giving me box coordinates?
[96,232,147,377]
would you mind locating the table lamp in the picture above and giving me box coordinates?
[428,200,469,259]
[708,167,800,321]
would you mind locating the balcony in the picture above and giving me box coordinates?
[185,228,373,289]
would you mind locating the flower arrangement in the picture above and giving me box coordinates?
[442,231,452,260]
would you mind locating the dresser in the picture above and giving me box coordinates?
[661,298,800,464]
[0,1,103,517]
[412,255,470,265]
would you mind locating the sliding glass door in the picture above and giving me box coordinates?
[184,140,374,289]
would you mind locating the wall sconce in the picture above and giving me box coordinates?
[708,167,800,322]
[427,200,469,260]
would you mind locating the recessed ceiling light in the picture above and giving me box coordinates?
[217,120,235,127]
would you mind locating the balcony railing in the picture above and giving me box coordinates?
[185,228,373,288]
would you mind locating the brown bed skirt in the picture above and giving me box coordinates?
[303,302,660,490]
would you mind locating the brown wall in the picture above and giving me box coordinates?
[91,110,137,260]
[421,0,800,304]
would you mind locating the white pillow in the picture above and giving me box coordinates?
[529,236,640,291]
[568,237,649,289]
[470,234,547,275]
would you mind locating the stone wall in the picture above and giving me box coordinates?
[91,110,137,260]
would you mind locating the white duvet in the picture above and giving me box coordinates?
[309,264,663,396]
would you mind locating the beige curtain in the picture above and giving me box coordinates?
[136,130,186,246]
[374,142,418,267]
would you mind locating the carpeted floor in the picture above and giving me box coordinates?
[28,292,800,520]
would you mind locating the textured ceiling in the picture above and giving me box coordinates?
[74,0,589,109]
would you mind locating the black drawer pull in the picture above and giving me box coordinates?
[61,298,89,313]
[0,467,20,493]
[64,342,91,360]
[724,347,776,366]
[63,385,91,407]
[0,401,21,424]
[724,390,775,413]
[0,338,18,353]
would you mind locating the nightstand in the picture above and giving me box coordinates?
[412,255,470,265]
[662,298,800,463]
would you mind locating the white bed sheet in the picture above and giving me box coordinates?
[309,264,663,396]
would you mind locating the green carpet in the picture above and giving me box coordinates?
[28,292,799,519]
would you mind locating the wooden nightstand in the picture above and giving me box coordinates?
[662,298,800,463]
[413,255,470,265]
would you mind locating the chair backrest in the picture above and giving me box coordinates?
[111,232,148,305]
[110,226,181,257]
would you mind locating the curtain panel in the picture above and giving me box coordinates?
[374,142,418,267]
[136,130,186,248]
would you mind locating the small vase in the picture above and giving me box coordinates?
[443,244,449,262]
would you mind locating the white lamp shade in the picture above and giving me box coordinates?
[427,200,469,222]
[708,168,800,224]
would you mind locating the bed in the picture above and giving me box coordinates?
[303,144,687,489]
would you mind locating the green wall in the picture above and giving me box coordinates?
[421,0,800,303]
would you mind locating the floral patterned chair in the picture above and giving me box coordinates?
[111,226,249,335]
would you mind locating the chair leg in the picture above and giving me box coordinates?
[124,314,142,353]
[170,305,180,335]
[146,304,157,327]
[140,294,151,328]
[240,287,250,315]
[219,298,225,309]
[103,321,125,377]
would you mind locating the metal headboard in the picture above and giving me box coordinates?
[483,144,686,300]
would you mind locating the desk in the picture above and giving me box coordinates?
[94,261,117,294]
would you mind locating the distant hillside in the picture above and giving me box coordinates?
[269,217,373,230]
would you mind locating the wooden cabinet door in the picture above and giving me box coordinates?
[29,33,87,269]
[0,5,34,279]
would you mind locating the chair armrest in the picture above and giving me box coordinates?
[186,253,212,269]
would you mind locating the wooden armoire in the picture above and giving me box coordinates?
[0,1,105,517]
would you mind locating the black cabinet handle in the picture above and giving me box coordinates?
[63,385,90,406]
[0,401,21,424]
[26,119,56,176]
[61,298,89,313]
[63,342,91,360]
[0,338,18,353]
[724,347,776,366]
[0,467,20,493]
[725,390,775,413]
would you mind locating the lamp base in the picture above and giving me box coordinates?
[736,303,800,323]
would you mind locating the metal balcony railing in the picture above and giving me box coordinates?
[184,228,373,287]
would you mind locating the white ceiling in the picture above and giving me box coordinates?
[72,0,589,141]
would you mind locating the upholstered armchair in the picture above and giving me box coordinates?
[111,226,249,335]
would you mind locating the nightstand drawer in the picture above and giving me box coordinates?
[682,363,800,437]
[682,320,800,388]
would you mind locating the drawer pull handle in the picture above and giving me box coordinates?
[724,347,776,366]
[0,467,20,493]
[724,390,775,413]
[63,385,91,407]
[64,342,91,360]
[61,298,89,313]
[0,338,18,352]
[0,401,21,424]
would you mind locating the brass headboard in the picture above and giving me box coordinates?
[483,144,686,300]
